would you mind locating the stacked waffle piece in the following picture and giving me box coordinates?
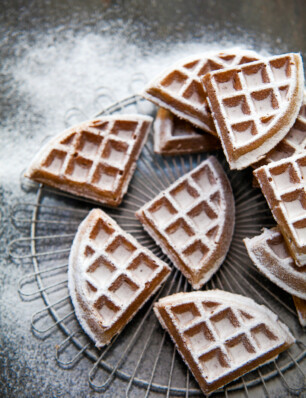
[244,228,306,326]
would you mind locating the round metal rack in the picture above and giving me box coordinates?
[9,95,306,397]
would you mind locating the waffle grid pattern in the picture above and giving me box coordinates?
[207,55,294,150]
[262,94,306,164]
[164,297,285,383]
[254,153,306,256]
[137,157,234,288]
[78,212,169,328]
[28,116,152,205]
[144,51,261,133]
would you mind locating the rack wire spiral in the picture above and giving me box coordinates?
[9,94,306,397]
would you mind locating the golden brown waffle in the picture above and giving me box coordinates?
[254,153,306,267]
[255,90,306,167]
[154,108,220,155]
[292,296,306,327]
[25,115,152,206]
[68,209,171,347]
[244,227,306,299]
[143,49,262,134]
[154,290,295,395]
[203,53,304,169]
[136,156,234,289]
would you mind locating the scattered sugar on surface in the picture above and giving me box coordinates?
[1,27,275,190]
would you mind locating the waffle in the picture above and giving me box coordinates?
[244,227,306,300]
[203,53,304,169]
[254,153,306,267]
[136,156,235,289]
[68,208,171,347]
[255,90,306,167]
[25,115,152,206]
[292,296,306,327]
[143,49,262,135]
[154,108,220,155]
[154,290,295,395]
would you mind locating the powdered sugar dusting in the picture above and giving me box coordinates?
[1,28,274,189]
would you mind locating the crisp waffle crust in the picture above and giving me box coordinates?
[143,49,262,134]
[154,290,295,395]
[136,156,235,289]
[203,53,304,169]
[244,227,306,299]
[254,152,306,266]
[154,108,220,155]
[68,209,171,347]
[25,114,153,206]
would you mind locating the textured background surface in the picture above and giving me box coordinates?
[1,1,305,397]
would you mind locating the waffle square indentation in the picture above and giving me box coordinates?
[225,334,256,365]
[199,348,230,381]
[110,275,139,304]
[210,308,240,339]
[214,70,242,96]
[43,149,67,174]
[102,139,128,167]
[170,181,200,209]
[106,236,137,267]
[91,164,119,192]
[161,70,188,94]
[87,256,116,287]
[76,131,102,157]
[165,218,195,246]
[127,253,158,283]
[112,120,138,141]
[184,322,215,352]
[148,197,178,227]
[94,295,120,326]
[241,63,270,88]
[66,156,93,181]
[89,218,115,247]
[223,95,251,121]
[251,324,278,350]
[183,241,209,269]
[171,302,201,327]
[188,201,217,232]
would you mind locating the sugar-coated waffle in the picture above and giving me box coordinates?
[68,209,171,347]
[25,115,152,206]
[254,152,306,267]
[136,156,234,289]
[154,107,220,155]
[203,53,304,169]
[244,227,306,299]
[154,290,295,395]
[143,49,262,134]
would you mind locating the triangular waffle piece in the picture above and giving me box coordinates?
[154,290,295,395]
[154,108,220,155]
[244,227,306,299]
[292,296,306,327]
[136,156,234,289]
[254,153,306,266]
[68,209,171,347]
[25,115,152,206]
[143,50,262,135]
[203,53,304,169]
[255,90,306,167]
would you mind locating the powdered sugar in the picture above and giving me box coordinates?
[1,27,275,189]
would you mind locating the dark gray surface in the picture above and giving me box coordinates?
[1,1,305,397]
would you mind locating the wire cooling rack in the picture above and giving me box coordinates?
[9,94,306,397]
